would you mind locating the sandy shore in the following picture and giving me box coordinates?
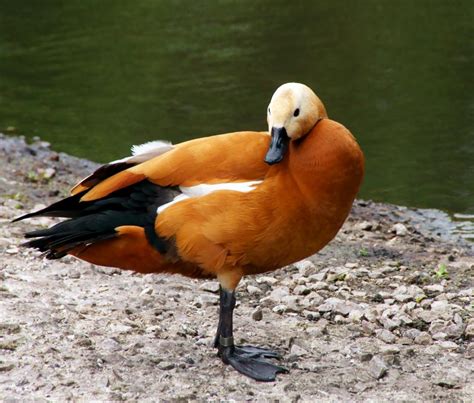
[0,134,473,401]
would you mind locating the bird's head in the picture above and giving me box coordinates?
[265,83,327,165]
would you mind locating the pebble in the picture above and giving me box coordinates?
[423,284,444,294]
[293,260,316,276]
[312,281,329,290]
[251,307,263,321]
[391,223,408,236]
[258,276,278,285]
[43,167,56,179]
[430,300,452,320]
[199,281,220,293]
[272,304,287,314]
[464,323,474,339]
[269,287,290,302]
[303,310,321,321]
[157,361,175,371]
[293,285,311,296]
[348,310,364,323]
[404,328,422,340]
[354,221,376,231]
[5,246,19,255]
[415,309,438,323]
[438,341,458,351]
[376,329,396,344]
[414,332,432,345]
[465,343,474,359]
[306,319,328,336]
[247,285,261,295]
[317,297,358,316]
[290,343,308,357]
[281,295,302,312]
[0,363,14,372]
[308,272,327,282]
[194,294,219,307]
[368,356,388,379]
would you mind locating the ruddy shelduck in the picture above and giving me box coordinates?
[15,83,364,381]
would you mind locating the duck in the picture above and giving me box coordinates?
[15,83,365,382]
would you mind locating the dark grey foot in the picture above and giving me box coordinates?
[219,345,288,382]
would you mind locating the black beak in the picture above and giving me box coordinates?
[264,127,290,165]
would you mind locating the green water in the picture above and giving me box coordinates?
[0,0,473,215]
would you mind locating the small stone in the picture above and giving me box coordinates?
[303,310,320,321]
[430,300,452,320]
[379,316,401,331]
[424,345,441,355]
[157,361,175,370]
[355,221,375,231]
[290,343,308,357]
[434,368,466,389]
[140,286,153,296]
[251,307,263,321]
[376,329,396,344]
[304,292,324,306]
[0,323,21,335]
[258,276,278,285]
[404,329,421,340]
[293,285,311,296]
[68,270,81,279]
[391,223,408,236]
[414,332,432,345]
[272,304,287,314]
[43,167,56,179]
[379,345,400,355]
[281,295,302,312]
[0,363,14,372]
[199,281,220,293]
[312,281,329,290]
[5,246,19,254]
[308,272,327,282]
[294,260,316,276]
[368,356,388,379]
[465,343,474,359]
[432,332,447,340]
[247,285,261,295]
[438,341,458,351]
[269,287,290,302]
[306,318,328,336]
[194,294,219,307]
[327,267,348,282]
[348,310,364,323]
[416,309,438,323]
[424,284,444,295]
[345,262,359,269]
[399,337,413,345]
[464,324,474,339]
[334,314,346,324]
[109,324,133,334]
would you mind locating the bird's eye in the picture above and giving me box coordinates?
[293,108,300,117]
[268,108,271,115]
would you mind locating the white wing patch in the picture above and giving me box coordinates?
[108,140,174,165]
[157,181,262,214]
[131,140,172,156]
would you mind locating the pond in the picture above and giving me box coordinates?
[0,0,473,222]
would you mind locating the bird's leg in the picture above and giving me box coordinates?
[215,286,288,381]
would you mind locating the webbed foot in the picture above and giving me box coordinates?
[219,344,288,382]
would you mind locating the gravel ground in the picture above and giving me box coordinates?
[1,134,473,401]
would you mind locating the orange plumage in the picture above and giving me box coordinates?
[17,83,364,381]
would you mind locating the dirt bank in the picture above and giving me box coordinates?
[1,134,473,401]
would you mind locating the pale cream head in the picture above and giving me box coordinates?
[267,83,327,140]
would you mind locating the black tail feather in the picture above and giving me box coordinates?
[12,191,87,222]
[17,180,181,259]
